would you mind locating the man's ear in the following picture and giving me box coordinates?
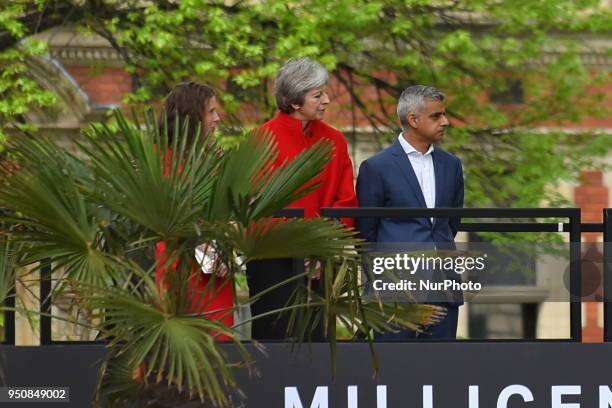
[407,113,419,129]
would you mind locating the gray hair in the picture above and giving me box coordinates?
[397,85,446,129]
[274,58,329,113]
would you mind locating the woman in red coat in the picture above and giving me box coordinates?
[156,82,234,339]
[247,58,358,341]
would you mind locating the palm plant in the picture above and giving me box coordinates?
[0,109,440,407]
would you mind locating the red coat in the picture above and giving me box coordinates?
[155,242,234,331]
[155,149,233,341]
[262,112,357,227]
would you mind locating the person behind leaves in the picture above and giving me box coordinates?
[155,82,233,339]
[247,58,358,341]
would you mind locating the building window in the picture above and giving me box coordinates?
[467,232,539,339]
[490,79,524,104]
[468,303,539,339]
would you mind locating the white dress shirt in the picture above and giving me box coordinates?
[398,134,436,223]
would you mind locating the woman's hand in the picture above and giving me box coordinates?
[213,257,230,278]
[304,259,322,280]
[195,243,230,278]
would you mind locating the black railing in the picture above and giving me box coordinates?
[36,208,306,345]
[3,207,612,344]
[321,207,583,341]
[1,288,15,345]
[274,208,304,218]
[40,261,52,345]
[604,209,612,342]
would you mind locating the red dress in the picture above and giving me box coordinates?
[155,149,234,340]
[262,111,358,225]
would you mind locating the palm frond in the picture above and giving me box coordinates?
[0,135,120,287]
[280,257,443,377]
[230,218,359,260]
[207,128,333,223]
[79,111,220,239]
[206,128,277,222]
[250,138,333,220]
[74,267,251,406]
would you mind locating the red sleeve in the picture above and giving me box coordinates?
[332,143,358,229]
[155,241,171,290]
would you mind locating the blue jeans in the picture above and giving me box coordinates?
[375,305,459,341]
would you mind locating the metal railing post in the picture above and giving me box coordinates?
[568,208,582,342]
[321,207,583,342]
[604,209,612,342]
[40,260,52,345]
[3,288,15,345]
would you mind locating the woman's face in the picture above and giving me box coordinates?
[291,86,330,121]
[202,95,221,135]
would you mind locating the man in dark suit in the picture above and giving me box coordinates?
[356,85,464,340]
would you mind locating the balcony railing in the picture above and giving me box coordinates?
[2,207,611,345]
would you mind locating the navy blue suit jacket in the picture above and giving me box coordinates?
[357,139,465,306]
[356,138,464,245]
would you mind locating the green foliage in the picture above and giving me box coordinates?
[2,0,611,208]
[0,40,56,145]
[0,1,57,144]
